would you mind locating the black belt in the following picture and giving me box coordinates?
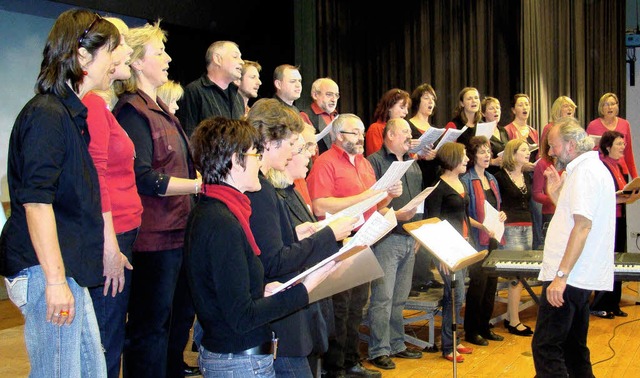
[235,341,273,356]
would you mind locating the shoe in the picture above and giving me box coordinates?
[504,320,534,336]
[323,369,346,378]
[590,310,614,319]
[443,353,464,363]
[345,362,382,377]
[183,365,201,377]
[392,349,423,359]
[464,333,488,346]
[369,355,395,370]
[480,330,504,341]
[425,280,444,289]
[612,309,628,317]
[456,344,473,354]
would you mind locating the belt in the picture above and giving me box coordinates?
[235,341,272,356]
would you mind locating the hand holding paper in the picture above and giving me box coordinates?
[371,160,414,191]
[482,200,505,242]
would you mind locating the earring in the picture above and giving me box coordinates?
[82,70,88,75]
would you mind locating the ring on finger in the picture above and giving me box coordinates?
[53,313,60,317]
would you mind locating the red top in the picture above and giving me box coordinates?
[293,178,312,208]
[365,120,385,156]
[83,93,142,234]
[504,122,540,145]
[307,144,378,221]
[532,158,559,215]
[586,117,637,179]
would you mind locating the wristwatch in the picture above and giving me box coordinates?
[556,270,566,278]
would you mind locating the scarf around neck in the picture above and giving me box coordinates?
[202,183,261,255]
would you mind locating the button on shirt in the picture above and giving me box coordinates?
[2,90,104,287]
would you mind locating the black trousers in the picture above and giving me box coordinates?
[532,283,594,378]
[323,282,370,371]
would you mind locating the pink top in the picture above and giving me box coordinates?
[586,117,637,179]
[83,92,143,233]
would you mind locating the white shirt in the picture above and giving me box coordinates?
[539,151,615,291]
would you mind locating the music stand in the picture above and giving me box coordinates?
[404,218,488,377]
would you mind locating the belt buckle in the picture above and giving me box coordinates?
[272,332,279,360]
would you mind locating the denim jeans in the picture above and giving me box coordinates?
[89,228,138,378]
[532,283,594,378]
[411,245,436,288]
[503,225,532,251]
[5,265,106,378]
[123,247,184,378]
[530,197,544,250]
[199,346,275,378]
[367,233,415,359]
[273,356,313,378]
[437,266,466,356]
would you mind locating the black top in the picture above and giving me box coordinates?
[177,74,245,136]
[408,120,442,188]
[425,179,470,236]
[485,187,498,209]
[488,126,509,175]
[1,90,104,287]
[367,145,423,234]
[493,170,532,224]
[184,195,309,353]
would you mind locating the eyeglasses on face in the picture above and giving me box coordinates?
[243,152,263,161]
[79,13,103,46]
[603,102,618,108]
[323,92,340,99]
[339,130,365,137]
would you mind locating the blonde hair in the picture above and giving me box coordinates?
[114,21,167,95]
[156,80,184,106]
[597,92,619,117]
[501,139,527,171]
[549,96,577,122]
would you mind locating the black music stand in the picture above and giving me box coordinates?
[404,218,488,377]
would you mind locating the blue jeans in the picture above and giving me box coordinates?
[367,233,415,359]
[530,197,544,250]
[123,247,183,378]
[89,228,138,378]
[273,356,313,378]
[199,346,275,378]
[5,265,106,378]
[437,266,466,356]
[532,283,594,377]
[503,225,532,251]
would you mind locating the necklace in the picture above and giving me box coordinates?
[507,170,527,195]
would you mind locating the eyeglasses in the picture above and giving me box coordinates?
[324,92,340,99]
[294,142,317,155]
[603,102,618,108]
[339,130,365,137]
[243,152,263,161]
[79,13,103,46]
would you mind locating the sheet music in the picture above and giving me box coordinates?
[409,127,445,153]
[315,119,334,142]
[434,126,468,150]
[371,160,415,190]
[475,121,497,139]
[317,191,388,228]
[340,208,397,252]
[410,220,477,269]
[482,200,505,242]
[398,181,440,213]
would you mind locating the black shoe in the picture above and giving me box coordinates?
[590,310,615,319]
[425,280,444,289]
[504,320,533,336]
[392,349,423,359]
[465,333,488,346]
[183,365,201,377]
[612,309,628,317]
[323,369,346,378]
[345,362,382,377]
[369,355,395,370]
[480,330,504,341]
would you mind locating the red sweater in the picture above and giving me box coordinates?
[84,93,142,234]
[586,117,637,179]
[365,121,385,156]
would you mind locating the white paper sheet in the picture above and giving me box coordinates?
[409,220,477,269]
[315,119,334,142]
[370,160,415,190]
[317,191,388,228]
[475,121,497,139]
[409,127,446,153]
[482,200,505,242]
[434,126,468,150]
[398,181,439,213]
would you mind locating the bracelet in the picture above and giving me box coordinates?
[47,281,67,286]
[194,181,200,194]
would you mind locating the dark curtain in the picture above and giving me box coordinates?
[522,0,626,132]
[314,0,624,131]
[314,0,521,128]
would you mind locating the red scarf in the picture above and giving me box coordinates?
[202,184,261,256]
[602,155,627,218]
